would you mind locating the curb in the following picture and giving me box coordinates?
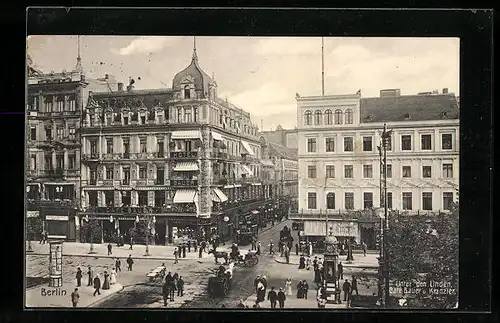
[28,252,210,261]
[86,284,125,308]
[273,257,378,269]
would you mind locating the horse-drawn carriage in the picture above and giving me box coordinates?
[209,245,259,267]
[207,262,234,297]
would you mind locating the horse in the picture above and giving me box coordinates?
[208,249,229,264]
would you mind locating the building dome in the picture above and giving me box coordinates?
[171,47,213,96]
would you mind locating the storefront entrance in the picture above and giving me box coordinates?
[359,223,376,249]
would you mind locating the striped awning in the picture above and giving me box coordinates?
[212,132,223,141]
[174,162,199,172]
[212,188,228,203]
[240,141,255,156]
[173,189,197,203]
[241,164,254,176]
[171,130,201,140]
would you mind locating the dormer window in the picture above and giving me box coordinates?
[184,85,191,99]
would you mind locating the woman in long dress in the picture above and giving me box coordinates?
[296,281,303,298]
[110,268,117,285]
[298,255,306,269]
[285,278,293,296]
[102,271,110,290]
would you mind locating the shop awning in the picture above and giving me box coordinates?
[240,141,255,156]
[213,188,228,203]
[241,164,254,176]
[171,130,201,140]
[174,162,199,172]
[173,189,197,203]
[212,132,223,141]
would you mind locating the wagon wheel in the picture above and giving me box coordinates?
[247,255,259,267]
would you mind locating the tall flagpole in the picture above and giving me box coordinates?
[321,37,325,96]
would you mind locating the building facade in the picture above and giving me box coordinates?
[79,48,275,245]
[292,88,459,248]
[260,125,298,151]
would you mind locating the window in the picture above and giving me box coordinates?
[326,165,335,178]
[402,166,411,178]
[177,108,183,123]
[155,191,165,207]
[89,169,97,185]
[56,128,64,140]
[307,138,316,153]
[89,115,95,127]
[140,115,145,124]
[123,116,129,125]
[44,96,53,112]
[386,136,392,151]
[441,134,452,150]
[28,96,38,111]
[325,138,335,152]
[422,192,433,211]
[363,136,372,152]
[45,127,52,140]
[401,135,412,150]
[140,138,147,153]
[325,110,332,125]
[363,192,373,209]
[156,167,164,185]
[185,108,192,123]
[30,154,36,170]
[90,141,97,155]
[343,137,353,152]
[326,192,335,209]
[314,110,322,125]
[386,192,393,209]
[106,166,114,180]
[123,169,130,185]
[105,191,114,206]
[30,126,36,140]
[68,155,75,169]
[193,107,199,122]
[363,165,373,178]
[45,155,52,170]
[345,109,353,124]
[344,165,353,178]
[139,165,147,179]
[423,166,432,178]
[67,95,76,111]
[386,164,392,178]
[106,139,113,154]
[443,192,454,210]
[158,141,164,157]
[304,111,312,126]
[56,156,64,169]
[138,191,148,206]
[69,127,76,140]
[402,192,413,210]
[56,96,64,112]
[307,192,317,209]
[345,192,354,210]
[184,85,191,99]
[421,134,432,150]
[443,163,453,178]
[307,165,317,179]
[334,109,343,125]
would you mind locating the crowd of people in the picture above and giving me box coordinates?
[161,270,186,306]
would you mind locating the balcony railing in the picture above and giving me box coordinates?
[123,152,130,159]
[170,151,198,159]
[89,179,97,185]
[154,151,166,158]
[210,152,228,159]
[84,204,197,214]
[27,198,77,208]
[83,153,99,160]
[122,179,130,185]
[170,179,198,187]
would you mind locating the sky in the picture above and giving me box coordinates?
[27,36,459,130]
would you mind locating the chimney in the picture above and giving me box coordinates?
[442,88,449,94]
[126,85,134,92]
[118,82,124,91]
[105,74,109,79]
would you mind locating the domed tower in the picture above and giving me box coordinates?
[172,37,213,100]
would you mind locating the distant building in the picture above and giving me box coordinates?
[260,125,298,151]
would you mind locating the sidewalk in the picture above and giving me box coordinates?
[274,253,379,269]
[25,278,123,308]
[244,289,347,309]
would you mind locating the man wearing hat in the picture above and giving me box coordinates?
[254,275,260,294]
[277,287,286,308]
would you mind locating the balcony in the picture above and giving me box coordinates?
[89,179,97,185]
[153,151,166,158]
[28,198,77,208]
[82,153,99,161]
[84,205,197,215]
[170,179,198,187]
[123,152,130,159]
[155,179,166,185]
[122,179,130,185]
[170,151,198,159]
[210,152,228,160]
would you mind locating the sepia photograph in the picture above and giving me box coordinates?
[25,35,459,309]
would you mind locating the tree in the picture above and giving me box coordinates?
[80,219,102,243]
[385,203,458,308]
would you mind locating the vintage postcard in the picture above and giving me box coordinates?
[25,35,459,309]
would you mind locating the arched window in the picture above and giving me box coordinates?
[334,109,343,125]
[324,109,333,125]
[326,192,335,209]
[184,85,191,99]
[304,110,312,126]
[345,109,353,124]
[314,110,322,125]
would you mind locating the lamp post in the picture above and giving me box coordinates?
[381,123,393,307]
[26,186,33,252]
[346,222,354,262]
[84,214,96,254]
[109,215,114,243]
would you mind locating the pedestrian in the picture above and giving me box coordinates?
[277,287,286,308]
[93,274,101,296]
[302,280,309,299]
[306,256,311,270]
[313,256,318,268]
[284,246,290,264]
[110,267,117,285]
[39,230,45,244]
[256,241,262,255]
[251,237,256,251]
[201,240,207,253]
[169,277,176,301]
[351,275,359,296]
[295,243,299,256]
[107,242,112,255]
[317,285,327,308]
[71,288,79,307]
[279,241,284,256]
[268,240,274,255]
[296,280,304,298]
[314,265,321,285]
[115,258,121,272]
[177,276,184,297]
[102,271,110,290]
[362,241,367,257]
[174,248,179,264]
[187,240,191,253]
[127,255,134,271]
[318,263,324,282]
[342,279,351,302]
[267,286,278,308]
[129,236,133,250]
[338,261,343,280]
[87,266,93,286]
[75,267,82,287]
[182,244,187,258]
[256,281,265,303]
[298,255,305,269]
[254,275,261,293]
[165,271,173,288]
[198,245,203,258]
[285,278,292,296]
[308,242,313,257]
[162,280,170,306]
[261,276,268,295]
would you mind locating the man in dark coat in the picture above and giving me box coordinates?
[338,261,344,280]
[127,255,134,271]
[193,240,198,252]
[129,236,134,250]
[198,244,203,258]
[87,266,93,286]
[93,275,101,296]
[295,243,299,256]
[187,240,191,252]
[162,281,170,306]
[182,244,187,258]
[351,275,359,296]
[277,287,286,308]
[342,279,351,302]
[115,258,121,272]
[267,287,278,308]
[254,275,261,294]
[302,280,309,299]
[177,276,184,297]
[107,243,112,255]
[256,242,262,255]
[71,288,79,307]
[75,267,82,287]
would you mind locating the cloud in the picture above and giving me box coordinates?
[254,37,322,56]
[116,37,179,56]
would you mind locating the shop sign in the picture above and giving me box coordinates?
[26,211,39,218]
[46,215,69,221]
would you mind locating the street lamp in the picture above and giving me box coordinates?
[381,123,393,307]
[84,214,96,254]
[26,186,33,252]
[346,222,354,263]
